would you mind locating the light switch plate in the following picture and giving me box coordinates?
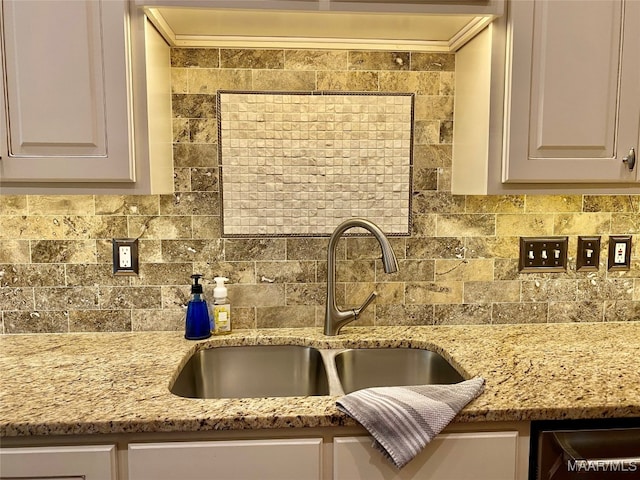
[576,236,600,272]
[519,237,569,273]
[607,235,632,271]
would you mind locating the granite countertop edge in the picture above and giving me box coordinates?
[1,323,639,437]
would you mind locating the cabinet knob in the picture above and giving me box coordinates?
[622,148,636,171]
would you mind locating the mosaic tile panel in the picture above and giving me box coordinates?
[218,91,413,236]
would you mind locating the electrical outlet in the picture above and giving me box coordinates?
[608,235,632,271]
[576,236,600,271]
[112,239,139,275]
[519,237,568,273]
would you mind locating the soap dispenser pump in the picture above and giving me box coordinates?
[212,276,232,335]
[184,274,212,340]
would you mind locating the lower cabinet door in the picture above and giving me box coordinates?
[334,432,519,480]
[0,444,117,480]
[128,438,323,480]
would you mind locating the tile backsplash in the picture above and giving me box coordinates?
[0,48,638,334]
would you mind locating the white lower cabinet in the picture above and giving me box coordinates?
[0,444,117,480]
[334,432,520,480]
[127,438,323,480]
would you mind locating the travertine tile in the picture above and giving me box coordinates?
[0,264,64,287]
[410,215,437,237]
[225,239,286,262]
[414,95,454,121]
[577,278,634,301]
[132,309,184,332]
[0,287,35,311]
[554,213,611,235]
[548,302,603,322]
[161,239,223,263]
[285,50,348,70]
[256,305,316,328]
[336,260,375,283]
[379,71,439,94]
[66,264,130,287]
[405,281,463,304]
[69,310,131,332]
[346,237,406,260]
[413,120,440,144]
[412,192,465,214]
[196,260,255,285]
[171,69,188,93]
[287,238,335,261]
[610,213,640,234]
[133,263,194,286]
[435,259,493,282]
[492,303,548,323]
[466,237,520,259]
[349,51,410,71]
[28,195,94,215]
[173,143,218,168]
[221,49,284,69]
[190,168,218,192]
[172,119,189,143]
[316,71,379,91]
[171,48,219,68]
[188,69,252,93]
[0,240,30,264]
[496,214,554,236]
[0,196,27,215]
[603,301,640,321]
[228,284,285,307]
[172,94,217,119]
[95,196,159,216]
[439,120,453,143]
[3,311,68,333]
[412,145,452,168]
[31,240,96,264]
[376,304,434,325]
[285,283,329,307]
[436,214,496,237]
[413,168,438,190]
[252,71,316,90]
[189,118,218,143]
[583,195,638,212]
[34,287,98,310]
[439,72,454,95]
[525,195,582,213]
[255,261,316,284]
[99,286,162,309]
[192,216,221,240]
[521,279,578,302]
[433,304,491,325]
[346,281,404,305]
[128,216,193,240]
[383,259,435,282]
[465,195,525,213]
[463,281,521,303]
[411,53,455,72]
[406,237,464,259]
[174,168,191,193]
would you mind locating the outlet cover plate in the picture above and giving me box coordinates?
[608,235,632,271]
[112,238,139,276]
[519,237,569,273]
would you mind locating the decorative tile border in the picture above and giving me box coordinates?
[218,91,413,236]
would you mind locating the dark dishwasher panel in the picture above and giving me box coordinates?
[530,418,640,480]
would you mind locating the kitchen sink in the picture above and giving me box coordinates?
[170,345,330,399]
[334,348,464,394]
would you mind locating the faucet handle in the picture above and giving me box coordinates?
[354,291,377,318]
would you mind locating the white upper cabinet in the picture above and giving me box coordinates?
[453,0,640,193]
[0,0,173,194]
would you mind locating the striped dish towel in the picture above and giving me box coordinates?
[336,377,485,469]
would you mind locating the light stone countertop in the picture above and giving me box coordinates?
[1,323,639,437]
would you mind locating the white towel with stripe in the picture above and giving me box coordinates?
[336,377,485,469]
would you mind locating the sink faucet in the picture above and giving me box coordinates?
[324,218,399,336]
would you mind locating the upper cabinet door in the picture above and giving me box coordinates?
[504,0,640,183]
[0,0,134,183]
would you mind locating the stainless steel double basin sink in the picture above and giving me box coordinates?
[170,345,464,399]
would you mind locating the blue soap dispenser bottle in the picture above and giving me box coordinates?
[184,274,212,340]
